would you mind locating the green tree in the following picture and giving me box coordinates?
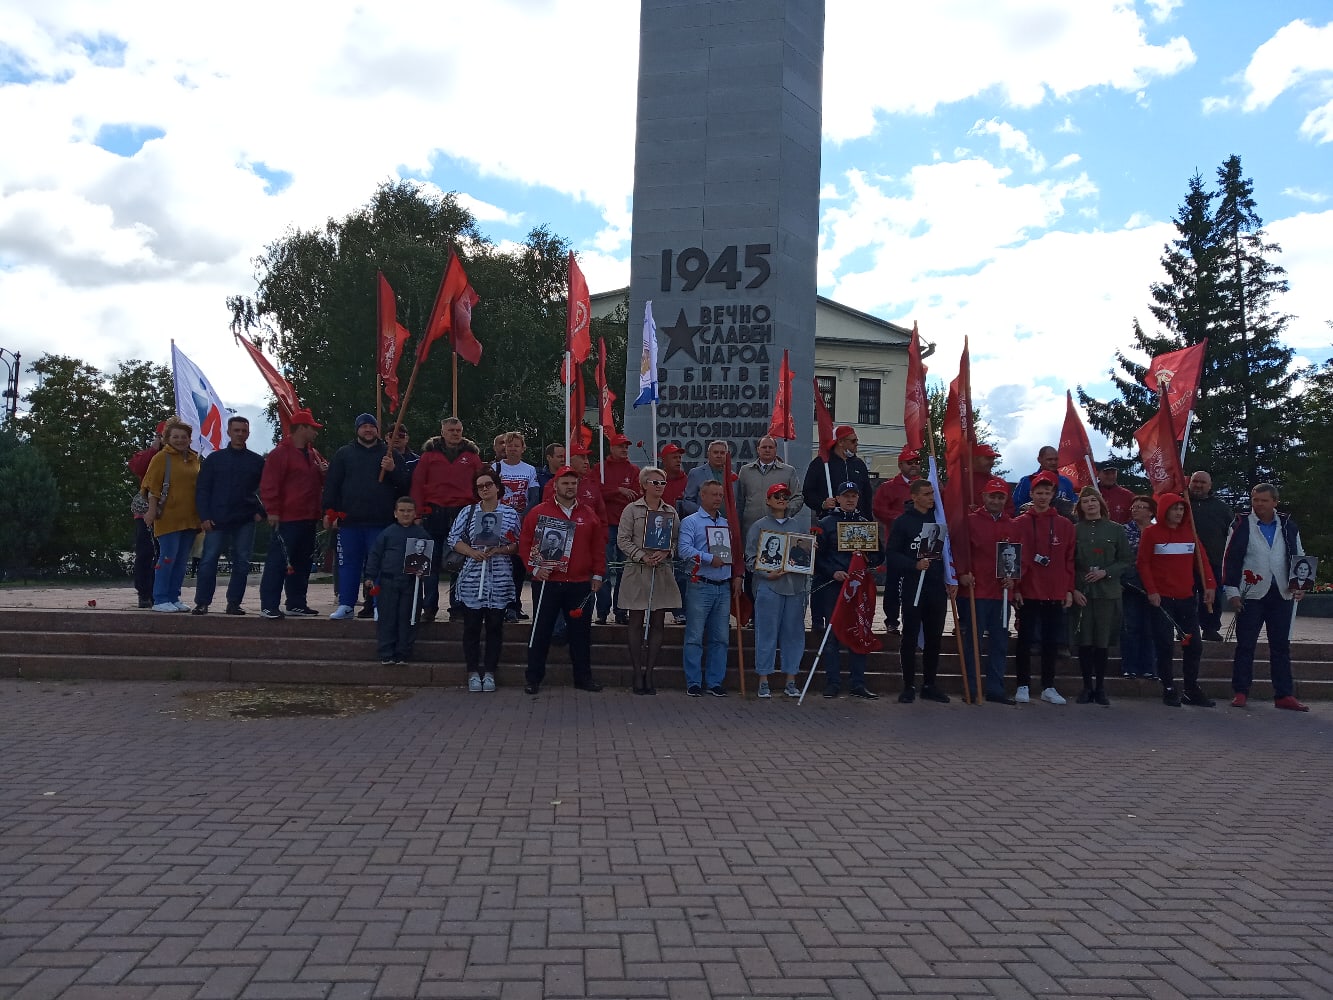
[109,360,174,449]
[18,355,130,575]
[227,181,598,454]
[924,380,1004,478]
[0,427,58,580]
[1282,343,1333,582]
[1079,156,1297,498]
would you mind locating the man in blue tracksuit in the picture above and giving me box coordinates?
[191,416,266,614]
[322,413,411,619]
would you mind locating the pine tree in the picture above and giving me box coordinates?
[1079,157,1296,498]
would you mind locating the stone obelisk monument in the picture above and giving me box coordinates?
[623,0,824,468]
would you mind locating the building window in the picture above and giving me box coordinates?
[858,378,881,425]
[816,376,836,418]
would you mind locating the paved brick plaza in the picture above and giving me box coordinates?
[2,680,1330,1000]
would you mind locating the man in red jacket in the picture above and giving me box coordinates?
[1012,471,1075,705]
[128,421,165,608]
[257,410,327,619]
[872,447,921,635]
[541,445,608,523]
[595,432,641,625]
[660,443,688,508]
[958,477,1018,704]
[521,467,608,695]
[411,417,483,620]
[1137,492,1216,708]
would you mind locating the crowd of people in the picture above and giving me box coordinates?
[129,413,1313,711]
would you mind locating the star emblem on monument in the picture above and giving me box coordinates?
[662,308,705,363]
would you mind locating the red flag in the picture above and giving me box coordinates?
[1134,391,1187,495]
[420,250,482,365]
[566,251,591,364]
[1144,340,1207,438]
[813,377,836,458]
[376,272,410,412]
[767,349,796,440]
[595,338,617,431]
[722,458,753,627]
[234,331,300,432]
[941,340,975,577]
[830,552,882,654]
[904,321,928,453]
[568,360,592,449]
[1056,390,1095,491]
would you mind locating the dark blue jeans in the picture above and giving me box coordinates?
[374,575,418,660]
[193,519,258,608]
[259,520,317,612]
[1120,586,1157,677]
[1231,586,1295,699]
[335,524,385,608]
[958,596,1008,698]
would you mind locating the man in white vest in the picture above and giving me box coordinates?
[1221,483,1308,711]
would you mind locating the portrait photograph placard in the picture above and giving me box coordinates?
[533,515,574,572]
[706,525,732,563]
[996,541,1022,580]
[755,530,787,571]
[404,538,435,578]
[913,523,944,561]
[643,511,674,552]
[837,521,879,552]
[1289,555,1318,592]
[784,533,815,575]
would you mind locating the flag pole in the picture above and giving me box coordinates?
[651,400,658,461]
[382,352,425,482]
[452,349,459,419]
[599,425,605,484]
[1159,386,1212,612]
[961,349,983,705]
[1178,410,1194,467]
[927,430,973,706]
[564,351,572,457]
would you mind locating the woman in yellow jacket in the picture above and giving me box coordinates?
[141,417,202,611]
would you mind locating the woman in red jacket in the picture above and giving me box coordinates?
[1136,493,1216,708]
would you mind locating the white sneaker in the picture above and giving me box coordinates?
[1041,687,1067,705]
[172,601,191,612]
[482,673,496,693]
[784,680,800,698]
[329,605,354,620]
[151,602,177,612]
[468,674,482,693]
[1015,685,1030,704]
[757,679,771,699]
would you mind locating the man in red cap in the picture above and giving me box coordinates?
[411,416,484,621]
[968,444,1013,513]
[542,443,607,524]
[257,409,327,619]
[521,465,607,695]
[1011,470,1075,704]
[595,432,641,625]
[958,477,1019,703]
[128,420,166,608]
[803,424,871,520]
[872,447,922,635]
[1096,460,1136,524]
[659,443,688,508]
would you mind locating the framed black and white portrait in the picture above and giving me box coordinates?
[404,538,435,578]
[756,530,787,571]
[996,541,1022,580]
[643,511,674,552]
[1289,555,1318,592]
[706,525,732,563]
[533,515,574,571]
[784,533,815,575]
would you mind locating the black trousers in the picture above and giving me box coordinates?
[259,520,317,612]
[527,580,593,687]
[375,575,418,660]
[463,606,506,675]
[133,518,157,601]
[1152,594,1203,691]
[900,581,947,689]
[881,565,904,628]
[1015,599,1065,691]
[423,506,463,612]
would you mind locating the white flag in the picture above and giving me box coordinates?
[925,455,957,586]
[634,300,658,407]
[171,342,228,457]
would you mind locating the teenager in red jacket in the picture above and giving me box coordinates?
[411,417,483,620]
[595,432,641,625]
[521,467,608,695]
[871,447,921,636]
[1012,472,1075,705]
[1137,492,1216,707]
[957,477,1018,704]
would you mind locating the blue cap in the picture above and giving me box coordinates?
[837,480,860,494]
[355,412,378,428]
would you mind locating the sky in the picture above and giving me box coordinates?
[1,0,1331,465]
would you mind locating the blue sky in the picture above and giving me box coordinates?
[1,0,1329,462]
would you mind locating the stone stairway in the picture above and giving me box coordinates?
[2,608,1330,701]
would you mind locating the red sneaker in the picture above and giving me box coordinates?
[1230,693,1247,708]
[1274,696,1310,713]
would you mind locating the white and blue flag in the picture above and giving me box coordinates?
[633,300,658,408]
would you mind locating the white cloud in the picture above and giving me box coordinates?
[453,194,524,228]
[1052,153,1082,170]
[823,1,1195,141]
[1144,0,1184,24]
[968,118,1047,171]
[1283,187,1329,204]
[1208,18,1333,141]
[1054,115,1080,134]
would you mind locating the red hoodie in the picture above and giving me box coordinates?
[966,508,1016,600]
[1137,493,1215,598]
[521,497,607,583]
[1013,505,1075,601]
[596,456,641,525]
[259,437,326,522]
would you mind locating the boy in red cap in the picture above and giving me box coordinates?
[1012,471,1075,705]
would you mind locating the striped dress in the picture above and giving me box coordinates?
[447,503,520,610]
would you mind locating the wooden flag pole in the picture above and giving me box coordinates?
[926,410,973,706]
[452,349,459,418]
[733,589,747,698]
[564,351,572,458]
[381,353,425,481]
[961,361,983,705]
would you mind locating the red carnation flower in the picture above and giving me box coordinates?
[568,608,584,619]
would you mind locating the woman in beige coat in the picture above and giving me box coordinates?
[617,467,681,694]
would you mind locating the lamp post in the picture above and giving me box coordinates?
[0,348,19,423]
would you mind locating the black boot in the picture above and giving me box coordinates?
[628,612,645,693]
[1076,645,1095,703]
